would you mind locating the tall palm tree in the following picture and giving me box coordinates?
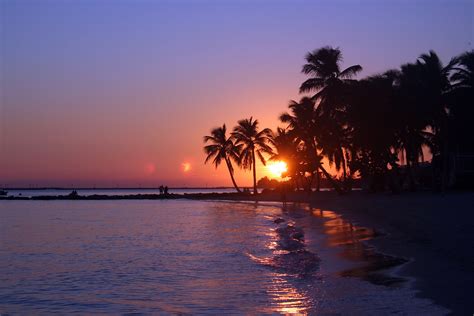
[318,115,350,181]
[397,51,456,189]
[300,46,362,117]
[203,124,242,193]
[231,117,273,194]
[280,97,342,192]
[345,73,400,191]
[447,51,474,188]
[449,50,474,151]
[280,97,317,145]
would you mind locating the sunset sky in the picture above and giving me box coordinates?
[1,0,472,187]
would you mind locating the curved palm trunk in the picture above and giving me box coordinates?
[252,149,257,195]
[225,158,241,193]
[319,165,343,194]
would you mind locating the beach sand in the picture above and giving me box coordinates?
[304,191,473,315]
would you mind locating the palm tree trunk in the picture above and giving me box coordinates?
[307,173,315,194]
[316,170,320,192]
[225,158,241,193]
[341,147,347,182]
[441,117,450,191]
[319,165,343,194]
[406,147,416,191]
[252,149,257,195]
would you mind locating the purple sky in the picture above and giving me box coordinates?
[1,0,473,187]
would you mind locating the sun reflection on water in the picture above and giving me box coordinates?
[267,274,311,315]
[258,218,314,314]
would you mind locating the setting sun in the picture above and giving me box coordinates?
[267,161,288,178]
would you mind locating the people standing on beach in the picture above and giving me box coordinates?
[164,186,169,195]
[159,185,164,195]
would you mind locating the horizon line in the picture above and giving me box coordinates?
[1,186,239,190]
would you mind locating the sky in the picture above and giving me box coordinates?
[0,0,473,188]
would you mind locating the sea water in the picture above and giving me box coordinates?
[0,200,447,314]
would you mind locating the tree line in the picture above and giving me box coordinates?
[204,46,474,194]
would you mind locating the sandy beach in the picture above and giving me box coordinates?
[304,191,474,315]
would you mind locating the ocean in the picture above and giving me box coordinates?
[0,199,446,314]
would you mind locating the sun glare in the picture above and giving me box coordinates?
[267,161,288,178]
[145,163,156,175]
[182,162,191,172]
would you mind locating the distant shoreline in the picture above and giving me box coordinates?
[0,191,290,201]
[1,187,237,190]
[0,189,348,201]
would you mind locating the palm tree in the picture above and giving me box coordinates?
[318,116,351,182]
[203,124,242,193]
[270,127,305,190]
[231,117,273,194]
[346,73,400,191]
[280,97,317,145]
[298,47,361,188]
[300,46,362,117]
[449,50,474,151]
[280,97,342,192]
[270,127,297,176]
[451,51,474,91]
[447,51,474,188]
[397,51,456,189]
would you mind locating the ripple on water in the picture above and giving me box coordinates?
[0,200,449,314]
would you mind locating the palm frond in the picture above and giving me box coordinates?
[299,78,326,93]
[339,65,363,79]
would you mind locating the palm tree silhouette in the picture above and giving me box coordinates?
[450,50,474,149]
[318,116,351,182]
[300,46,362,117]
[345,72,400,191]
[203,48,474,192]
[203,124,242,193]
[451,50,474,91]
[231,117,273,194]
[396,51,456,189]
[280,97,342,192]
[270,127,307,190]
[270,127,298,178]
[448,51,474,185]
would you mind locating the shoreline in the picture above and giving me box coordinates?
[305,191,473,315]
[1,191,472,314]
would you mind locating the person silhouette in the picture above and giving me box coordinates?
[159,185,164,195]
[164,186,169,195]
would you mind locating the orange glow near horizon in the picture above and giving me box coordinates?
[182,162,191,173]
[267,161,288,179]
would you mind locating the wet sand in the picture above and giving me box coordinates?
[306,191,474,315]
